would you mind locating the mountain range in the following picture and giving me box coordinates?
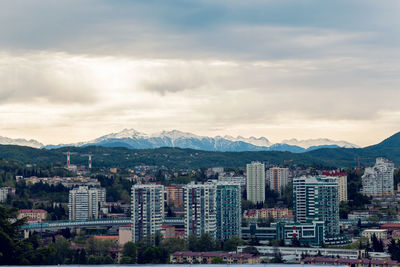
[0,131,399,168]
[0,129,358,153]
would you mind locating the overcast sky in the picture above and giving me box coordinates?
[1,0,400,146]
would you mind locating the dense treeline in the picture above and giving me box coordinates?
[2,141,396,169]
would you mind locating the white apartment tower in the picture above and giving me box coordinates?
[184,182,217,238]
[361,158,394,196]
[68,186,104,220]
[246,162,266,203]
[266,167,289,193]
[131,183,164,242]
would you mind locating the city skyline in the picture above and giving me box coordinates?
[1,1,400,146]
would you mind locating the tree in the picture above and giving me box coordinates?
[371,234,384,252]
[49,236,72,264]
[154,232,163,247]
[122,242,137,264]
[197,233,215,252]
[223,236,245,252]
[270,253,284,263]
[388,239,400,261]
[160,237,186,254]
[79,249,87,264]
[0,205,57,265]
[243,246,259,256]
[211,256,225,264]
[188,234,198,251]
[291,235,301,247]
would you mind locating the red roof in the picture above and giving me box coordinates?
[304,257,400,265]
[381,223,400,230]
[172,251,257,259]
[322,170,347,177]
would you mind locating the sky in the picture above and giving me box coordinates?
[0,0,400,146]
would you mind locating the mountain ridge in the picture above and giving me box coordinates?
[37,129,358,153]
[0,131,399,168]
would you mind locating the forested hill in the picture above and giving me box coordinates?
[0,132,399,168]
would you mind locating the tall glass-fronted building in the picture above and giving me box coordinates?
[293,176,339,238]
[216,182,242,240]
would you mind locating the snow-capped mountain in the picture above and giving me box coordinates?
[223,135,272,147]
[281,138,358,149]
[40,129,358,153]
[0,136,43,148]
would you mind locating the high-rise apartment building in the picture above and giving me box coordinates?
[68,186,105,220]
[215,182,242,240]
[293,176,339,238]
[246,162,265,203]
[361,158,394,196]
[131,183,164,242]
[266,167,289,193]
[166,185,184,207]
[184,182,217,238]
[184,181,241,241]
[322,171,348,202]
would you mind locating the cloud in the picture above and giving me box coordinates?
[0,1,399,146]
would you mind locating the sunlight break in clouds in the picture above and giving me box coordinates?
[0,0,400,146]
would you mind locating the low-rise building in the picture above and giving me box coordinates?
[237,246,365,261]
[118,225,132,247]
[348,210,372,220]
[276,221,325,247]
[302,256,400,267]
[241,223,276,241]
[243,208,293,220]
[18,209,47,223]
[362,229,388,241]
[170,251,260,264]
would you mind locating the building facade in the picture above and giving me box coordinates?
[362,158,394,196]
[170,251,261,264]
[246,162,265,203]
[68,186,104,220]
[184,182,217,238]
[131,183,164,242]
[243,208,293,220]
[293,176,339,238]
[218,175,246,187]
[215,182,241,240]
[322,171,348,202]
[184,181,241,240]
[18,209,47,223]
[0,187,15,202]
[276,221,325,247]
[166,185,184,207]
[266,167,289,193]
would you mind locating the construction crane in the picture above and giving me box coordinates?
[355,157,372,169]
